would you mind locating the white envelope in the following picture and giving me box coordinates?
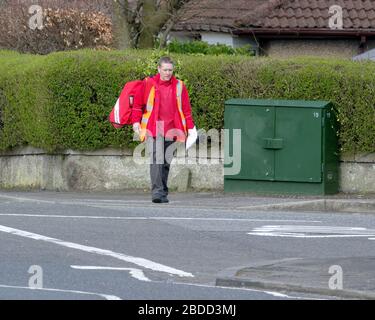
[186,126,198,150]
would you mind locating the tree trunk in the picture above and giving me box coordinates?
[112,0,132,49]
[113,0,188,49]
[137,0,158,48]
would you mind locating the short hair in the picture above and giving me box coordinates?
[158,56,174,67]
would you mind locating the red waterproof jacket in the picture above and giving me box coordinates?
[131,74,195,142]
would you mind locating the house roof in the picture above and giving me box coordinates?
[236,0,375,33]
[172,0,265,33]
[172,0,375,35]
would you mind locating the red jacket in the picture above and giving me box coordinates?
[131,74,195,140]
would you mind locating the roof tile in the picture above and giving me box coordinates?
[369,10,375,20]
[309,1,318,10]
[317,16,326,28]
[289,16,298,28]
[349,9,359,20]
[299,0,310,8]
[362,19,371,28]
[345,1,355,10]
[279,16,289,27]
[364,0,373,10]
[359,9,368,20]
[286,7,294,17]
[353,18,362,28]
[317,0,327,10]
[304,8,313,18]
[306,16,316,28]
[312,8,321,19]
[295,8,304,18]
[354,0,364,10]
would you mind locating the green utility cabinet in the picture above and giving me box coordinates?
[224,99,339,195]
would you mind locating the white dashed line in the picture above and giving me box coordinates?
[248,225,375,239]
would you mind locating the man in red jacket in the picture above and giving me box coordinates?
[132,57,197,203]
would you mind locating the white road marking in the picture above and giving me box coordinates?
[0,224,194,278]
[0,213,321,223]
[71,265,151,282]
[263,291,295,298]
[0,194,56,204]
[248,225,375,239]
[0,284,120,300]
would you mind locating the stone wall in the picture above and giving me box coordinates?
[0,147,374,194]
[0,146,223,192]
[340,153,375,194]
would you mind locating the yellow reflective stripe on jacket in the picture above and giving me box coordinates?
[176,80,187,135]
[140,86,155,142]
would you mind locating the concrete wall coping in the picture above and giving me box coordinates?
[0,146,133,157]
[341,152,375,163]
[0,147,374,163]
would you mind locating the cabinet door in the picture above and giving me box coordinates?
[274,107,322,182]
[225,105,275,180]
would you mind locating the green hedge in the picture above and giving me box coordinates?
[0,49,374,154]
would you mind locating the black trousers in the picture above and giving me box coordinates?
[148,136,176,200]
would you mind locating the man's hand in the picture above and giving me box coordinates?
[133,122,141,135]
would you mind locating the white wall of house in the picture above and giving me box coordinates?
[169,31,258,53]
[201,32,257,48]
[201,32,234,46]
[353,48,375,61]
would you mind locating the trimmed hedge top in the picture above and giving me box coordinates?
[0,49,374,154]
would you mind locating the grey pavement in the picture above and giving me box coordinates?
[216,257,375,300]
[1,189,374,213]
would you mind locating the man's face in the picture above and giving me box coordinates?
[158,63,174,81]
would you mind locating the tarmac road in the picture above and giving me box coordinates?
[0,191,374,300]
